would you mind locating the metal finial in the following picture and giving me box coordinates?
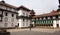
[1,0,5,3]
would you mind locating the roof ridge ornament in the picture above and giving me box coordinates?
[1,0,5,3]
[57,0,60,12]
[58,0,60,8]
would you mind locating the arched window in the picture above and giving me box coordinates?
[56,15,58,19]
[4,17,8,22]
[4,23,7,26]
[41,17,43,20]
[45,17,48,19]
[50,16,52,19]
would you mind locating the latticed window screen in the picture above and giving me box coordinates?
[34,20,53,24]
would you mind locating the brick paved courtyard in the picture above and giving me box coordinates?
[7,28,60,35]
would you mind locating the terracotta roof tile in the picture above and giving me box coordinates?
[0,1,17,9]
[17,5,30,11]
[33,10,60,18]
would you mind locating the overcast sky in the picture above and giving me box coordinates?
[0,0,59,15]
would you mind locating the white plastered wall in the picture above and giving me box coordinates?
[18,9,31,28]
[53,20,57,28]
[58,16,60,28]
[18,19,31,27]
[0,11,18,28]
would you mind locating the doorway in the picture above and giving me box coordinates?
[57,24,59,28]
[56,20,59,28]
[18,23,19,26]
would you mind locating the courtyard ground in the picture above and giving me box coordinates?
[7,28,60,35]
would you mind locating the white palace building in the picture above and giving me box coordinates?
[0,1,18,28]
[0,0,35,28]
[17,6,31,28]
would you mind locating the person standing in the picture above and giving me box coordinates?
[30,24,32,31]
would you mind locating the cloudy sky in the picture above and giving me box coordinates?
[0,0,59,15]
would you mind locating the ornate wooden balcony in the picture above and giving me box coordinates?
[17,15,32,19]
